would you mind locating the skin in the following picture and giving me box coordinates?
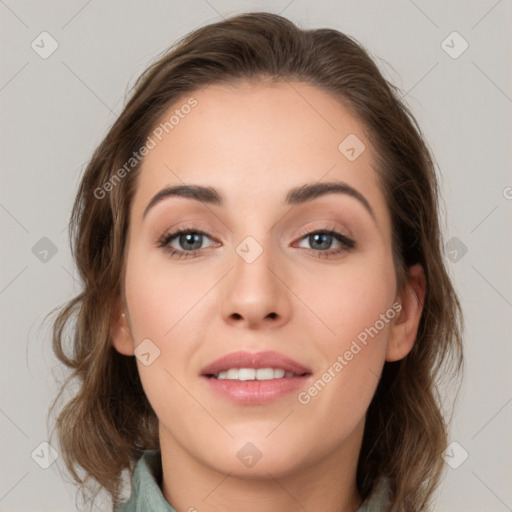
[111,81,426,512]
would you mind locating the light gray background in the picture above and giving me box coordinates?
[1,1,511,511]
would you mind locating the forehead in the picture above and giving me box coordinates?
[131,81,388,225]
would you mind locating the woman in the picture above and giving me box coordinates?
[49,11,463,512]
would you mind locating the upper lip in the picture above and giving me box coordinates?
[200,350,311,376]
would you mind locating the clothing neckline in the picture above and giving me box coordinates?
[114,449,387,511]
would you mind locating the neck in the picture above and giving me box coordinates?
[159,422,364,512]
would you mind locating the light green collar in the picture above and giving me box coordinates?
[114,450,387,511]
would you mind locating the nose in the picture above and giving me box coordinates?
[219,238,292,330]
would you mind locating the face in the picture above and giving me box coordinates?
[112,81,424,479]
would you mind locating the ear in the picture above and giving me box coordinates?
[386,264,426,362]
[110,297,135,356]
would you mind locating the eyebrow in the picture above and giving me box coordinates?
[142,180,375,221]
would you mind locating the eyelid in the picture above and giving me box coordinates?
[156,221,352,243]
[156,221,356,260]
[294,221,354,241]
[156,226,218,248]
[292,224,356,254]
[295,220,346,234]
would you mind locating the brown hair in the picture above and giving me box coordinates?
[48,11,463,512]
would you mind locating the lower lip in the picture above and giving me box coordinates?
[201,375,310,405]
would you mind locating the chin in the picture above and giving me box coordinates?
[191,433,313,480]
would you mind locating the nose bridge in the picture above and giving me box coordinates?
[219,228,291,328]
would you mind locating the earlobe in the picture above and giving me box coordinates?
[110,301,135,356]
[385,264,426,362]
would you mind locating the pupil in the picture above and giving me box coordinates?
[181,233,202,250]
[311,233,331,250]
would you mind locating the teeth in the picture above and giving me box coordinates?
[226,368,238,379]
[255,368,275,380]
[269,368,285,379]
[239,368,256,380]
[214,368,294,380]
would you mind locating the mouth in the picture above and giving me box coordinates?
[206,367,307,380]
[200,350,312,405]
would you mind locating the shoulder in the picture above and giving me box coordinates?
[113,450,177,512]
[357,478,390,512]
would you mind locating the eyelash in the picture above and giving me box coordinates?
[156,225,356,260]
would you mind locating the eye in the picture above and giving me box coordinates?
[157,228,217,259]
[157,225,355,260]
[294,228,355,258]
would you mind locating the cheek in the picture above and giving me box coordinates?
[298,248,396,344]
[123,254,200,418]
[298,251,396,404]
[123,249,214,396]
[124,248,215,341]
